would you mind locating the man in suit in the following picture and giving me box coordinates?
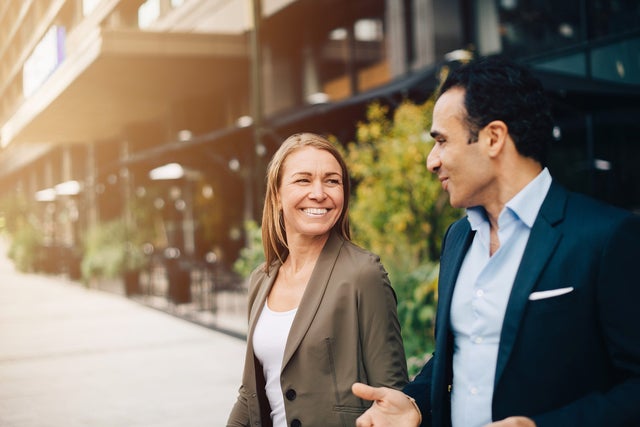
[352,55,640,427]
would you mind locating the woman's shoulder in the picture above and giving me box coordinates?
[335,238,389,281]
[340,238,381,261]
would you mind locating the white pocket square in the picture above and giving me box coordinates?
[529,287,574,301]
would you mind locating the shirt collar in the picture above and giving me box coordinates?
[466,168,552,230]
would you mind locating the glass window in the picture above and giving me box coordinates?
[354,18,388,93]
[138,0,160,29]
[591,36,640,85]
[588,0,640,39]
[497,0,582,57]
[548,107,640,212]
[547,111,590,198]
[316,2,387,101]
[532,53,587,77]
[592,110,640,211]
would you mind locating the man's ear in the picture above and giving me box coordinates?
[485,120,509,158]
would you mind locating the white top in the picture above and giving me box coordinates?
[252,301,297,427]
[450,168,552,427]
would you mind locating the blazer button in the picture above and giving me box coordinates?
[290,419,301,427]
[285,389,297,401]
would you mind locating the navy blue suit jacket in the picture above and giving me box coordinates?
[404,182,640,427]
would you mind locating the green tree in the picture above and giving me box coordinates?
[343,99,462,374]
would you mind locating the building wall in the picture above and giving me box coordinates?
[0,0,638,272]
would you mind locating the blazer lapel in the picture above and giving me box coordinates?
[248,266,278,340]
[494,182,566,385]
[281,231,344,371]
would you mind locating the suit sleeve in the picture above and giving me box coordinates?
[404,357,434,427]
[532,215,640,427]
[356,253,409,391]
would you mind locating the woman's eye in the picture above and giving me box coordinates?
[326,179,341,185]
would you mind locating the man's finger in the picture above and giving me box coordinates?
[352,382,386,402]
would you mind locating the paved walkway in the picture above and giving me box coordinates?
[0,242,247,427]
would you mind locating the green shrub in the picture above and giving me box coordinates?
[232,220,264,278]
[8,221,43,273]
[81,219,147,282]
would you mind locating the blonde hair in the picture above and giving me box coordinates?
[261,132,351,271]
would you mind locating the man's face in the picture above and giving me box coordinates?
[427,87,494,209]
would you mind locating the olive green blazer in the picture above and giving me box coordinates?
[227,231,408,427]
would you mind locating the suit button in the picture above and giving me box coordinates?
[290,419,301,427]
[285,389,297,401]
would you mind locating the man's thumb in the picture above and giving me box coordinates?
[352,382,385,401]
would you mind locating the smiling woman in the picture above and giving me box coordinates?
[277,145,344,248]
[226,132,408,427]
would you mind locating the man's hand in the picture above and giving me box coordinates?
[485,416,536,427]
[352,382,421,427]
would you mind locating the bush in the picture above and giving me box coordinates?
[81,219,147,282]
[232,220,264,278]
[343,100,462,368]
[7,221,44,273]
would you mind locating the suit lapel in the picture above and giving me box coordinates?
[437,220,475,334]
[494,182,566,385]
[281,232,344,371]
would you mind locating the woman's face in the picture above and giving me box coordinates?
[277,146,344,240]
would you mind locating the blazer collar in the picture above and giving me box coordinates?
[247,265,278,344]
[281,230,345,370]
[494,181,567,384]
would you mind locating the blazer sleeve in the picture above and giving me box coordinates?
[226,266,267,427]
[532,214,640,427]
[355,252,409,390]
[226,387,250,427]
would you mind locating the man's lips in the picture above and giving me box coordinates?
[439,177,449,191]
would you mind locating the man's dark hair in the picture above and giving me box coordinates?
[439,55,553,166]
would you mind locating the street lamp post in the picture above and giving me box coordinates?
[249,0,264,221]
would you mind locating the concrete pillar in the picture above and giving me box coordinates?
[386,0,408,78]
[413,0,436,69]
[85,142,98,228]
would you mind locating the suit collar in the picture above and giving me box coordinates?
[436,182,569,394]
[494,181,567,384]
[437,220,475,323]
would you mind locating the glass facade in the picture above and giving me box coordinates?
[308,1,387,101]
[498,0,582,57]
[473,0,640,212]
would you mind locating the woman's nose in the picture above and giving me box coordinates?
[309,181,326,200]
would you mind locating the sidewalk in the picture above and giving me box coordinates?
[0,243,248,427]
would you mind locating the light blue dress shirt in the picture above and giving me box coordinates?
[450,168,552,427]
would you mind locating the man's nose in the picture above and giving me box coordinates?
[426,144,440,173]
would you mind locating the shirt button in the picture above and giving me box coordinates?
[476,289,484,297]
[470,387,478,395]
[474,336,483,344]
[285,389,297,401]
